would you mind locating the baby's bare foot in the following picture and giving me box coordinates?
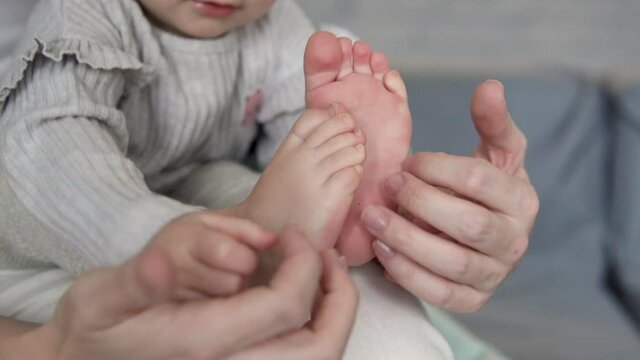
[304,32,412,266]
[238,105,366,250]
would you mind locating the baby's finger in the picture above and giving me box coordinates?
[206,228,323,352]
[226,251,358,360]
[199,211,277,251]
[181,262,245,298]
[194,232,259,275]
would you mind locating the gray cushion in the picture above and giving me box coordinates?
[611,81,640,323]
[0,0,38,72]
[406,72,640,360]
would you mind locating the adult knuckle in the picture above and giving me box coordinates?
[395,259,418,284]
[463,159,491,193]
[519,131,528,152]
[464,293,490,313]
[434,284,455,309]
[521,185,540,217]
[450,252,472,280]
[277,297,311,328]
[482,265,506,289]
[509,235,529,262]
[389,225,413,255]
[402,179,427,210]
[460,208,493,242]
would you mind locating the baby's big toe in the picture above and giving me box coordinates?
[304,31,344,94]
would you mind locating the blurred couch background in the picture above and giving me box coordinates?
[298,0,640,75]
[2,1,640,359]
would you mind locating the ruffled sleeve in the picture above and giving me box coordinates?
[0,0,201,274]
[0,0,156,107]
[0,38,154,106]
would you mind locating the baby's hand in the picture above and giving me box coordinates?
[149,211,277,300]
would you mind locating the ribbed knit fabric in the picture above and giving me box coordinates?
[0,0,312,278]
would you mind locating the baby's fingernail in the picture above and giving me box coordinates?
[385,173,405,196]
[331,249,349,270]
[354,165,363,174]
[362,206,388,232]
[354,128,362,137]
[374,240,395,259]
[355,144,365,153]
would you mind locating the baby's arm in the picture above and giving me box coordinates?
[249,0,315,167]
[0,57,200,274]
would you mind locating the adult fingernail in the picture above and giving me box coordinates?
[385,173,405,196]
[374,240,395,259]
[361,206,388,232]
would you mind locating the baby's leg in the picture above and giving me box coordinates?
[304,32,413,265]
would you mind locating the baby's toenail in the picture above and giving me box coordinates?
[354,128,362,137]
[385,173,405,196]
[355,144,365,153]
[362,206,388,232]
[354,165,363,174]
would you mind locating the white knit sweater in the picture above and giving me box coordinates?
[0,0,313,321]
[0,0,312,275]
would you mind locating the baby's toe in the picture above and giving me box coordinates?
[353,41,373,75]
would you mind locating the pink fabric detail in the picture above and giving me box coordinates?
[242,89,263,127]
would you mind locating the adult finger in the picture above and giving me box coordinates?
[310,250,358,346]
[470,80,527,173]
[403,152,538,219]
[383,170,527,262]
[226,251,358,360]
[374,244,491,313]
[199,211,277,251]
[362,205,508,290]
[202,228,324,355]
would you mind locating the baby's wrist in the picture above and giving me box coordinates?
[217,200,250,221]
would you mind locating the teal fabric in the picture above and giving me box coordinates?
[422,303,510,360]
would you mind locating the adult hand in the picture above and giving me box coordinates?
[10,227,357,359]
[362,80,539,312]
